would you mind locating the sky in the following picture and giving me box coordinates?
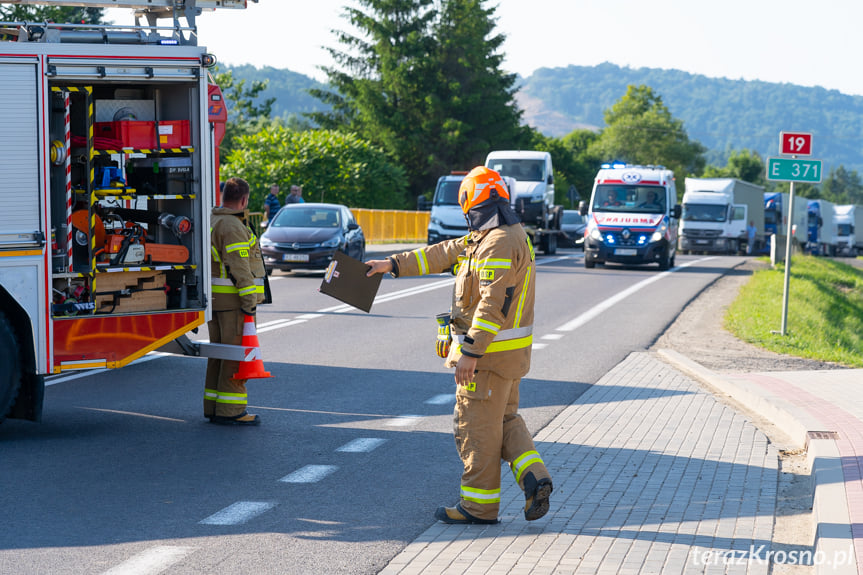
[106,0,863,96]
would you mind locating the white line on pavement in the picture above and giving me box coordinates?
[336,438,388,453]
[384,415,422,427]
[99,546,195,575]
[424,394,455,405]
[279,465,339,483]
[198,501,276,525]
[555,257,714,333]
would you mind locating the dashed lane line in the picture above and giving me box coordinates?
[336,437,388,453]
[99,546,195,575]
[198,501,277,526]
[279,465,339,483]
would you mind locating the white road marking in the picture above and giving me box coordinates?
[424,394,455,405]
[531,343,548,350]
[198,501,276,525]
[99,545,194,575]
[555,257,713,333]
[257,319,307,334]
[384,415,422,427]
[541,333,564,340]
[336,438,388,453]
[279,465,339,483]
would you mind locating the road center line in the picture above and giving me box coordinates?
[99,545,195,575]
[555,257,714,333]
[280,465,339,483]
[336,438,388,453]
[198,501,276,525]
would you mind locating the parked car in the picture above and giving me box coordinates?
[260,203,365,274]
[561,209,587,248]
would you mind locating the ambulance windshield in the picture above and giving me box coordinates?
[593,185,666,213]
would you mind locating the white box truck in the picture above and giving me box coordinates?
[679,178,765,255]
[834,204,863,256]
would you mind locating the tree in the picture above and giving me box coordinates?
[222,125,408,211]
[589,85,706,182]
[703,149,765,185]
[311,0,528,201]
[0,5,104,23]
[821,165,863,205]
[211,67,275,160]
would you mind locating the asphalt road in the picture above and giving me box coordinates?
[0,248,743,575]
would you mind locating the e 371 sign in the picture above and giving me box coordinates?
[779,132,812,156]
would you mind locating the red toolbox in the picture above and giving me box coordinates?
[94,120,190,149]
[157,120,190,148]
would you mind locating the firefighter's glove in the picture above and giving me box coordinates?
[435,312,452,358]
[242,308,255,317]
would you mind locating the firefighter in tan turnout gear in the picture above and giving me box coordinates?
[366,166,553,524]
[205,177,266,425]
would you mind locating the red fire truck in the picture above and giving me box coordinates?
[0,0,254,423]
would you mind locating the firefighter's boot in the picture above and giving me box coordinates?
[523,472,553,521]
[434,504,499,525]
[211,411,260,426]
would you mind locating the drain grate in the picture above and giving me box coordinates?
[807,431,839,440]
[805,431,840,450]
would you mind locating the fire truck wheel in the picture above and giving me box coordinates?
[0,312,22,424]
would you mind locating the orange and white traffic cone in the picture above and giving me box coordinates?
[233,314,273,379]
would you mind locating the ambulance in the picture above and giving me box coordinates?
[579,163,681,270]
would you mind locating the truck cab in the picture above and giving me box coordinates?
[580,163,680,270]
[485,151,555,227]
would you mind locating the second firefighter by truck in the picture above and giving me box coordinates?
[366,166,553,524]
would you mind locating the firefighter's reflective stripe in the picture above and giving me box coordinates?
[460,485,501,505]
[211,277,265,295]
[226,236,256,258]
[413,248,429,275]
[215,390,248,405]
[475,257,511,270]
[511,450,544,484]
[471,317,500,335]
[514,266,531,328]
[204,387,218,401]
[454,326,533,353]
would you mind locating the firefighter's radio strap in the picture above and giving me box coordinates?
[435,312,452,358]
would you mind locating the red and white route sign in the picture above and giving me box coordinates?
[779,132,812,156]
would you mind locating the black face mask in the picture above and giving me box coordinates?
[464,198,521,231]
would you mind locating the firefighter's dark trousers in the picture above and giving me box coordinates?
[453,369,551,521]
[204,308,250,418]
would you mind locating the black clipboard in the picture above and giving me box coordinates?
[319,251,382,313]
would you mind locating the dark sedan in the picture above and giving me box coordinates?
[260,203,365,274]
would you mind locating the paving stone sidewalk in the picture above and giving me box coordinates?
[381,352,780,575]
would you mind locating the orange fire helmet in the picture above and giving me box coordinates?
[458,166,509,213]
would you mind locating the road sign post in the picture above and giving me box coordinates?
[766,131,820,336]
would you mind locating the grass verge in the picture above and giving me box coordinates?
[725,255,863,367]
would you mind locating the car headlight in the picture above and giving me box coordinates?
[588,223,603,241]
[430,217,441,226]
[321,236,341,248]
[260,237,276,248]
[650,222,668,243]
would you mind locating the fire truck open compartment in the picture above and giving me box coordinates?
[48,75,207,317]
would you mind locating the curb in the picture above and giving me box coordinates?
[656,349,857,574]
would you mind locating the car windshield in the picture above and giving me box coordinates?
[838,223,853,235]
[434,180,463,206]
[486,159,545,182]
[682,203,727,222]
[562,212,583,225]
[592,184,666,213]
[272,207,340,228]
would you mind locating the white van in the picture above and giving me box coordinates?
[426,172,468,244]
[485,150,555,227]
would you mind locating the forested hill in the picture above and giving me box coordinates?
[518,62,863,173]
[223,62,863,174]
